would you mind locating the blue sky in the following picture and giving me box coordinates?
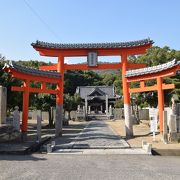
[0,0,180,63]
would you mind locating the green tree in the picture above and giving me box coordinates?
[63,93,81,120]
[34,94,56,127]
[114,99,124,108]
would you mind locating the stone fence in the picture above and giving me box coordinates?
[114,108,124,120]
[114,108,149,120]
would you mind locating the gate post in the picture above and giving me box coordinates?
[121,53,133,138]
[157,77,164,133]
[55,55,64,136]
[22,79,30,138]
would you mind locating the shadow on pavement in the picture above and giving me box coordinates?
[0,154,47,161]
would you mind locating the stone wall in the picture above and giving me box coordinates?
[42,111,49,121]
[114,108,150,120]
[70,111,77,120]
[114,108,124,120]
[0,86,7,124]
[139,109,149,120]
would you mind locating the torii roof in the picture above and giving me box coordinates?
[3,61,61,79]
[31,38,153,50]
[125,59,180,78]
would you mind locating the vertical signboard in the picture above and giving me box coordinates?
[149,108,158,141]
[87,52,97,66]
[149,108,158,132]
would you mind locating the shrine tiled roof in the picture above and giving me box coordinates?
[88,87,106,96]
[31,38,153,50]
[76,86,115,99]
[3,61,61,79]
[125,59,180,78]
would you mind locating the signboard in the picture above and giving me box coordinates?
[150,116,158,132]
[87,52,97,66]
[149,108,158,132]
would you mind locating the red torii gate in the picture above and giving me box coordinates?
[32,38,153,138]
[3,61,61,136]
[126,59,180,133]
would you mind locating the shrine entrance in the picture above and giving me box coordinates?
[3,38,156,138]
[3,38,179,139]
[31,38,153,138]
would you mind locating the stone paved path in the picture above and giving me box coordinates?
[54,120,129,150]
[72,120,129,148]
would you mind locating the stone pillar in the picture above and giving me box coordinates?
[83,106,86,118]
[55,105,63,137]
[13,106,20,132]
[88,106,91,114]
[0,86,7,124]
[36,110,42,142]
[85,97,88,114]
[109,105,112,116]
[163,111,168,143]
[169,114,177,142]
[77,105,80,112]
[106,95,108,115]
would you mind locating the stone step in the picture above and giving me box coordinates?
[49,148,151,155]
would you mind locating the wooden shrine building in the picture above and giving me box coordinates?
[76,86,120,114]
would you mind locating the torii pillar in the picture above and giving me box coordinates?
[122,53,133,138]
[22,79,30,139]
[55,55,64,136]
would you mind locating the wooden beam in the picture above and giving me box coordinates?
[12,86,58,94]
[29,87,58,94]
[162,83,175,90]
[9,70,59,84]
[129,83,175,93]
[129,85,157,93]
[12,86,25,92]
[140,81,145,88]
[39,62,147,71]
[64,63,122,70]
